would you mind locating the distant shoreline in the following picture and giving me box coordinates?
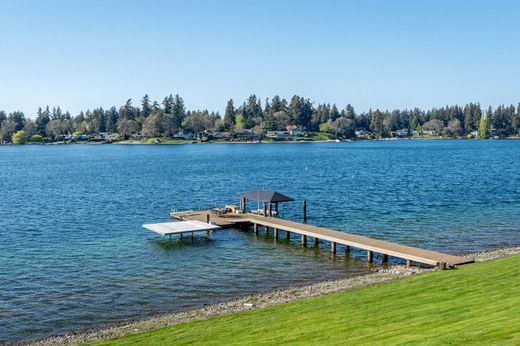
[2,137,520,147]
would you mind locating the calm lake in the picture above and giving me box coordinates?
[1,140,520,342]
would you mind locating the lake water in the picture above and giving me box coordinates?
[1,140,520,343]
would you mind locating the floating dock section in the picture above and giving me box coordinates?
[143,220,220,237]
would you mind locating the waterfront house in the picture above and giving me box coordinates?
[266,130,290,138]
[396,129,409,137]
[173,131,195,140]
[235,129,256,140]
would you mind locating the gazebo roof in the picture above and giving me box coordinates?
[238,189,295,203]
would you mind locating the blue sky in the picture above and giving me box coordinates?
[0,0,519,116]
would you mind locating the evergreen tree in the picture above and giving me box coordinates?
[244,95,262,128]
[223,99,236,130]
[345,104,356,119]
[106,107,119,133]
[270,95,286,113]
[162,94,174,114]
[141,94,152,118]
[264,98,271,117]
[119,99,138,120]
[172,94,186,130]
[370,109,384,137]
[330,104,340,121]
[288,95,302,125]
[92,108,106,133]
[35,107,50,136]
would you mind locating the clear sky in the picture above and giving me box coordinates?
[1,0,519,116]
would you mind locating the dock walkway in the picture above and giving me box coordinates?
[171,210,472,268]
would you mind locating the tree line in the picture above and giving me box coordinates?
[1,94,520,143]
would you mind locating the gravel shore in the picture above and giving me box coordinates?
[29,246,520,346]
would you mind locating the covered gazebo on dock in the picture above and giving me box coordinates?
[238,189,294,216]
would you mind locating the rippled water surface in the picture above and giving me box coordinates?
[1,140,520,342]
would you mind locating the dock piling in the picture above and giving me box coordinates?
[313,237,319,247]
[303,199,307,222]
[406,259,411,268]
[253,223,258,234]
[302,234,307,247]
[345,245,350,256]
[286,231,291,240]
[274,228,278,240]
[331,242,336,254]
[382,254,388,263]
[241,197,246,212]
[367,250,373,263]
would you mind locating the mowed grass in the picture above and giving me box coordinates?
[95,255,520,345]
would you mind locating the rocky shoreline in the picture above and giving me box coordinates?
[29,246,520,346]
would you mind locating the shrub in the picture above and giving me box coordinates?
[12,130,26,144]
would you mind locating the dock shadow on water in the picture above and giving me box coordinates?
[146,236,215,251]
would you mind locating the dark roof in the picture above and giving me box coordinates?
[238,189,295,203]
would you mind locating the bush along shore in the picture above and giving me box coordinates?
[30,246,520,346]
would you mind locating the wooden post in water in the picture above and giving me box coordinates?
[345,245,351,256]
[313,237,319,247]
[274,228,278,240]
[286,231,291,240]
[206,214,210,224]
[331,242,337,254]
[303,199,307,222]
[406,259,411,268]
[253,223,258,234]
[367,250,373,263]
[382,254,388,263]
[438,262,447,270]
[265,225,269,234]
[301,234,307,247]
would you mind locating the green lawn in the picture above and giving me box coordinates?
[95,255,520,345]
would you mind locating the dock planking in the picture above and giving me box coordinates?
[171,210,473,268]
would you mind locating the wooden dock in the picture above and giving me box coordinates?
[171,210,473,268]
